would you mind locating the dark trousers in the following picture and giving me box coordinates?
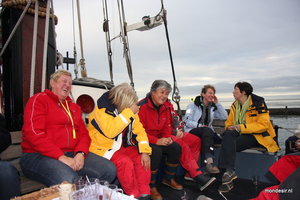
[150,142,181,171]
[189,127,215,159]
[218,130,260,170]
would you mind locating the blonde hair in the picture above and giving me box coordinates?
[50,70,72,82]
[49,70,72,90]
[109,83,138,112]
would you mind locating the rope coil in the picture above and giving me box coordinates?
[1,0,58,24]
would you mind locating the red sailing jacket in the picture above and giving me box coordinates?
[138,96,174,144]
[21,89,91,159]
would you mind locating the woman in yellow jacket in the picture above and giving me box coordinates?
[87,83,152,200]
[218,81,279,192]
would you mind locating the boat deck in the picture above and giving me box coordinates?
[156,175,271,200]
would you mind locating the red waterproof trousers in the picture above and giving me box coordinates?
[111,146,151,197]
[269,154,300,182]
[171,132,202,178]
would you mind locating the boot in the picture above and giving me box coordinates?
[162,162,183,190]
[194,173,217,191]
[150,187,163,200]
[150,170,163,200]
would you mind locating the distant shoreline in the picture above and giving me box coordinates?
[268,107,300,116]
[179,107,300,116]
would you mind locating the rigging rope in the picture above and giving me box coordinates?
[117,0,134,88]
[278,127,297,134]
[41,0,51,91]
[29,0,39,97]
[0,0,32,57]
[102,0,114,85]
[76,0,87,78]
[160,0,182,117]
[72,0,78,78]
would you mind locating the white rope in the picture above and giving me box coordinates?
[41,0,51,91]
[0,0,32,57]
[30,0,39,97]
[76,0,87,77]
[72,0,78,78]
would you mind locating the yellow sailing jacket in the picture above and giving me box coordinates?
[225,94,279,152]
[87,92,151,159]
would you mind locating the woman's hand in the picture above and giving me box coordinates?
[228,125,241,132]
[141,153,151,170]
[213,95,219,104]
[156,137,173,146]
[74,153,85,171]
[130,104,140,114]
[58,155,77,171]
[176,129,184,138]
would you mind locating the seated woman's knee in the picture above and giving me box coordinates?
[171,142,182,155]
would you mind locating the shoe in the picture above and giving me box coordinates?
[138,195,151,200]
[206,163,220,174]
[184,173,195,182]
[150,187,163,200]
[222,171,237,184]
[194,174,217,191]
[218,181,234,193]
[162,178,183,190]
[197,195,213,200]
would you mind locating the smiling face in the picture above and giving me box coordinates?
[151,87,170,106]
[50,75,72,101]
[202,88,215,105]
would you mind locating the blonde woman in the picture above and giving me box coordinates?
[88,83,152,200]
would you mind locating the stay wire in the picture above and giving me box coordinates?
[160,0,182,117]
[102,0,114,85]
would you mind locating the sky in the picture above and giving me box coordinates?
[53,0,300,107]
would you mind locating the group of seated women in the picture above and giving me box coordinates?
[4,69,288,200]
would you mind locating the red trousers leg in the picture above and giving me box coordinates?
[171,133,202,177]
[111,146,150,197]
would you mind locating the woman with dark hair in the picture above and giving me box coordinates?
[218,81,279,192]
[138,80,216,200]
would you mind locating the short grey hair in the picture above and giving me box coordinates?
[150,80,172,93]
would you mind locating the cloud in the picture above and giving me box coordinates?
[54,0,300,105]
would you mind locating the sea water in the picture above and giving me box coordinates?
[271,115,300,154]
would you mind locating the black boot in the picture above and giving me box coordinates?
[194,173,216,191]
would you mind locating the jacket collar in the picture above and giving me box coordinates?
[96,91,117,114]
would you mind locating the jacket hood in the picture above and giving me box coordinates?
[97,91,117,113]
[251,94,266,108]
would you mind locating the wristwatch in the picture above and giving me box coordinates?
[76,151,86,157]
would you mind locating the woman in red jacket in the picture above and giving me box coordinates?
[20,70,116,186]
[138,80,216,200]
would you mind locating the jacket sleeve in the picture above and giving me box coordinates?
[184,103,199,129]
[73,106,91,156]
[240,104,271,134]
[214,103,228,120]
[22,94,64,159]
[133,115,152,155]
[90,107,135,138]
[225,105,235,129]
[138,106,160,144]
